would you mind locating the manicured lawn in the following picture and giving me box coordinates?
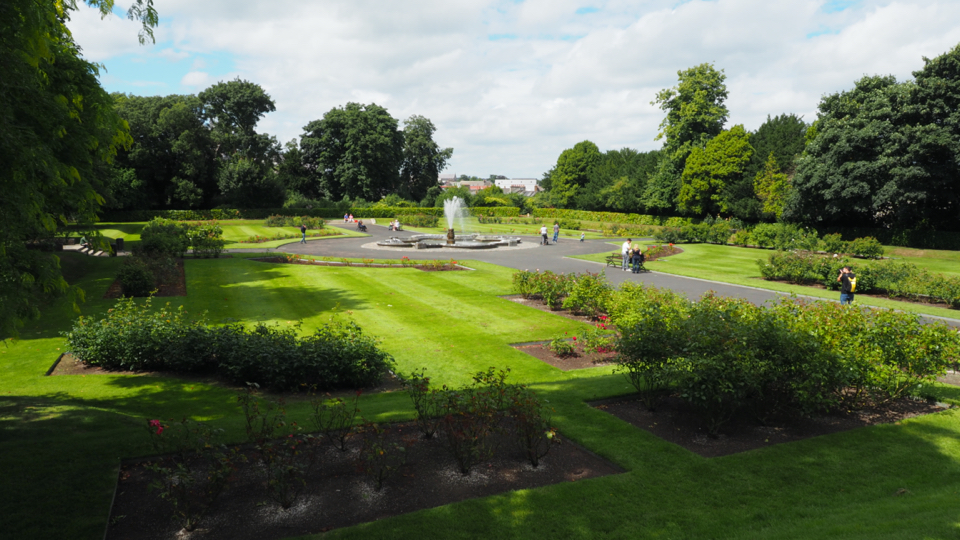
[2,253,959,539]
[574,243,960,320]
[72,220,366,250]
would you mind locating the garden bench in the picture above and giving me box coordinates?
[605,253,622,267]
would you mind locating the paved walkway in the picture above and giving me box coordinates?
[250,222,960,328]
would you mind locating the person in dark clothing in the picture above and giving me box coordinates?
[630,247,645,273]
[837,266,856,305]
[299,224,307,244]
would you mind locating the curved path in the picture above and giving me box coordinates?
[264,222,960,327]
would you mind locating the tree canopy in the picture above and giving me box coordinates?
[400,115,454,202]
[677,125,754,215]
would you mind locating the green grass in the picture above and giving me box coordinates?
[2,252,960,539]
[573,243,960,320]
[70,220,366,250]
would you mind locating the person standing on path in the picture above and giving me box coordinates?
[580,232,585,242]
[837,266,856,305]
[299,223,307,244]
[553,222,560,243]
[621,238,632,271]
[540,225,549,245]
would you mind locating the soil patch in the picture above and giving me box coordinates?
[502,295,599,325]
[593,394,953,458]
[104,259,188,299]
[106,423,623,539]
[513,343,615,371]
[251,257,468,271]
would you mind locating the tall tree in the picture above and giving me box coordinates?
[301,103,404,201]
[549,140,601,208]
[111,94,216,209]
[645,63,729,212]
[198,78,277,162]
[677,125,753,215]
[784,75,910,227]
[400,115,453,201]
[754,153,791,219]
[0,0,156,339]
[276,140,316,199]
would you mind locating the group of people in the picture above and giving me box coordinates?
[388,219,401,231]
[620,239,646,273]
[343,213,354,222]
[539,222,561,245]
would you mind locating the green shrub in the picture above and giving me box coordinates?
[819,233,847,254]
[186,221,226,258]
[116,258,155,297]
[562,272,611,317]
[400,214,439,228]
[134,218,189,258]
[62,298,394,391]
[847,236,884,259]
[547,335,576,357]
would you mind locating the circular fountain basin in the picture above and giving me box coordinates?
[376,237,416,247]
[441,240,499,249]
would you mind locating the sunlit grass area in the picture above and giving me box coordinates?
[2,252,959,539]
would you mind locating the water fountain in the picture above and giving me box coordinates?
[375,196,522,250]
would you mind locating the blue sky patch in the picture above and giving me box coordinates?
[576,7,600,15]
[97,47,237,96]
[822,0,860,13]
[488,33,518,41]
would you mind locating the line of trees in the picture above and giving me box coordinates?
[106,90,453,212]
[541,44,960,233]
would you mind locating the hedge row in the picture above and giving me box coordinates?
[819,226,960,251]
[62,297,394,391]
[101,206,521,222]
[531,208,694,227]
[759,251,960,308]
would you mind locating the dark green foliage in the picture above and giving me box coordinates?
[550,141,602,208]
[399,214,439,228]
[63,298,394,391]
[609,285,960,435]
[263,215,325,229]
[507,385,557,468]
[400,115,453,201]
[562,272,611,317]
[301,102,405,201]
[117,258,155,297]
[846,236,884,259]
[134,218,190,258]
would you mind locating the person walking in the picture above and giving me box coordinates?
[540,224,549,245]
[837,266,857,305]
[552,222,560,243]
[621,238,632,271]
[299,223,307,244]
[580,232,585,242]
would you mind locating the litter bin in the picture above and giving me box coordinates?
[116,238,124,251]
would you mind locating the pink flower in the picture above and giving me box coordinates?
[148,419,164,435]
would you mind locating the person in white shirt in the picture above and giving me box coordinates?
[621,239,632,271]
[540,225,549,245]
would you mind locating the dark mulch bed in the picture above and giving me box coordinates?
[502,295,598,325]
[513,343,615,371]
[252,257,468,271]
[104,259,188,299]
[106,422,623,540]
[593,394,953,458]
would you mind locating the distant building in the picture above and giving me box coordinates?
[494,178,539,194]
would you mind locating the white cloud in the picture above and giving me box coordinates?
[67,0,960,177]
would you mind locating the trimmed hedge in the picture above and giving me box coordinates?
[532,208,694,227]
[818,226,960,251]
[62,297,394,391]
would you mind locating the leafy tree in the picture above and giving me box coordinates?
[199,78,277,162]
[784,75,910,227]
[579,148,660,212]
[276,140,316,199]
[646,63,729,212]
[549,140,601,208]
[753,153,791,219]
[744,114,808,181]
[0,0,156,339]
[217,157,285,208]
[652,63,729,163]
[677,125,753,215]
[301,103,404,201]
[400,115,453,201]
[110,94,216,209]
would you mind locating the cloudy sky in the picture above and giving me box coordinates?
[68,0,960,178]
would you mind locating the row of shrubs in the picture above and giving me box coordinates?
[397,214,439,227]
[63,297,393,391]
[530,208,694,227]
[512,270,960,435]
[759,251,960,308]
[263,215,325,228]
[653,221,886,259]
